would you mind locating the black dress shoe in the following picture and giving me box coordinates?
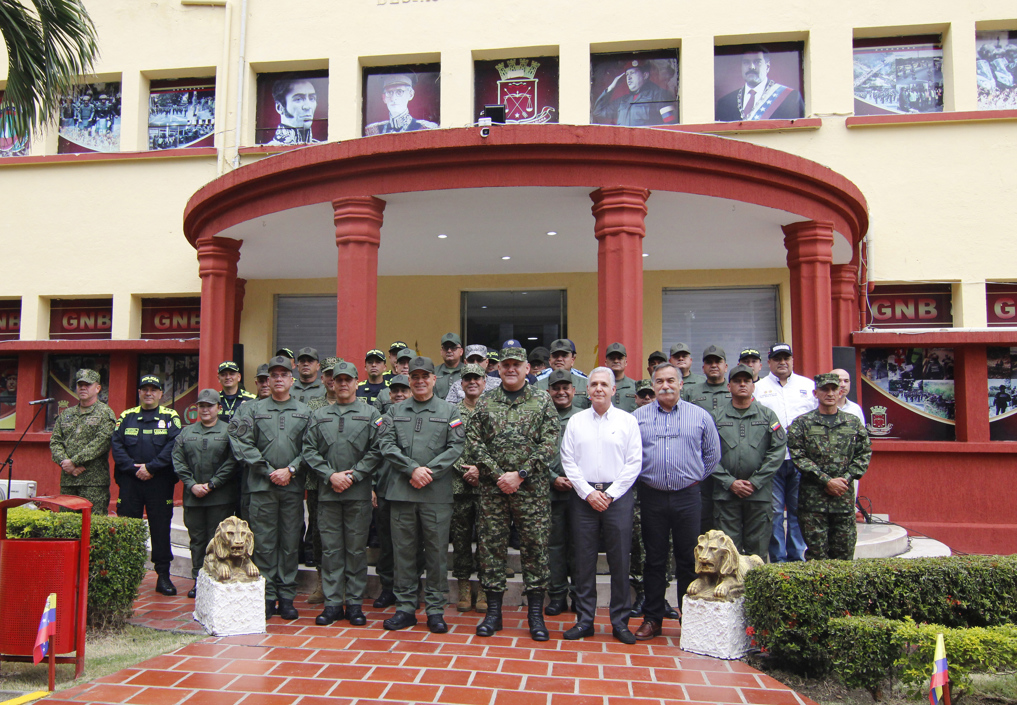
[426,614,448,633]
[346,604,366,626]
[316,605,344,625]
[664,600,680,620]
[265,600,277,619]
[304,557,317,568]
[187,587,196,599]
[384,611,418,630]
[629,591,645,618]
[612,626,637,645]
[278,599,299,620]
[373,589,396,609]
[544,594,567,616]
[563,623,595,640]
[155,574,177,596]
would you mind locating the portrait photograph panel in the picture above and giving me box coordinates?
[255,70,329,146]
[853,37,943,116]
[57,82,122,154]
[590,50,678,127]
[1,91,30,157]
[976,30,1017,110]
[148,78,216,150]
[363,64,441,137]
[714,42,804,122]
[474,56,559,124]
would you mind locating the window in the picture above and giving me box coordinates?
[255,71,328,146]
[148,79,216,150]
[461,290,566,353]
[662,287,780,365]
[275,295,337,360]
[853,36,943,116]
[363,64,440,137]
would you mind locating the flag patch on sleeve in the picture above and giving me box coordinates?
[449,418,463,429]
[770,421,783,433]
[374,417,385,427]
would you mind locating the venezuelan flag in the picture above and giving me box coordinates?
[929,632,950,705]
[32,593,57,664]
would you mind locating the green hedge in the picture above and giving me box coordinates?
[744,555,1017,674]
[827,616,1017,698]
[5,507,149,630]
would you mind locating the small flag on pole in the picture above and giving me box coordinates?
[929,632,950,705]
[33,593,57,665]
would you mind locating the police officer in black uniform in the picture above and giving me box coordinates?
[111,374,183,595]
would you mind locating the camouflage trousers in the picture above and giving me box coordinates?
[450,494,479,580]
[800,511,857,561]
[61,484,110,516]
[630,496,675,590]
[478,491,549,594]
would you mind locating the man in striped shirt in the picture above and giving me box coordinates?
[631,362,720,640]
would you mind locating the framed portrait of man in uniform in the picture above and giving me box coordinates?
[363,64,441,137]
[474,56,560,124]
[57,82,122,154]
[254,70,329,146]
[714,42,805,122]
[590,50,678,127]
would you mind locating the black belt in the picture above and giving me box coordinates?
[591,482,613,491]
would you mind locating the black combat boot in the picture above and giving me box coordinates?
[527,592,549,642]
[155,573,177,596]
[544,593,568,616]
[277,598,299,620]
[475,591,503,637]
[629,591,645,618]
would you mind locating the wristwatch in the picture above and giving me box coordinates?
[207,480,215,490]
[517,468,529,480]
[287,465,296,475]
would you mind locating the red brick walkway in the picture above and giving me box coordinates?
[43,572,816,705]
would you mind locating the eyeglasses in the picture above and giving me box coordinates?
[383,87,412,98]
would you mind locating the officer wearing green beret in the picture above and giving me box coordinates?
[605,343,638,412]
[787,372,871,561]
[378,357,464,632]
[228,356,312,620]
[172,388,240,598]
[303,360,384,627]
[711,365,787,560]
[49,368,117,515]
[435,332,465,400]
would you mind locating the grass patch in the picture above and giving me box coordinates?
[0,626,202,695]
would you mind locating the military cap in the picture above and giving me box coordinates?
[703,345,726,361]
[276,347,295,359]
[389,340,408,352]
[332,360,359,379]
[768,343,793,358]
[366,349,386,361]
[383,73,414,90]
[739,348,762,361]
[296,346,318,361]
[464,344,488,360]
[546,369,573,386]
[440,332,462,347]
[500,346,528,362]
[139,374,163,389]
[502,338,523,349]
[408,356,435,374]
[255,364,270,378]
[196,388,221,405]
[461,363,486,379]
[75,369,101,384]
[321,356,339,373]
[396,347,415,361]
[390,374,409,388]
[606,342,627,357]
[268,355,293,372]
[218,361,240,373]
[529,346,550,363]
[815,372,841,389]
[728,364,755,382]
[647,350,666,364]
[669,342,691,357]
[636,379,655,395]
[487,350,500,362]
[549,339,573,354]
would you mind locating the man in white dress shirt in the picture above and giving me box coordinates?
[561,367,643,644]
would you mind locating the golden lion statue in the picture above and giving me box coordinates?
[686,530,763,601]
[203,516,261,583]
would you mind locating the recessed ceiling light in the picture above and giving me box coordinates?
[438,234,448,239]
[521,292,527,295]
[501,256,511,260]
[547,231,557,236]
[527,337,538,340]
[482,306,488,309]
[642,253,649,257]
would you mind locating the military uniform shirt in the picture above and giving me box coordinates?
[303,399,384,503]
[435,363,463,400]
[787,409,871,514]
[291,377,326,405]
[49,401,117,487]
[110,406,182,478]
[452,403,480,496]
[612,375,638,412]
[711,401,787,501]
[549,404,581,501]
[228,396,311,494]
[379,394,464,504]
[682,380,732,411]
[536,369,591,409]
[356,379,388,405]
[172,419,239,506]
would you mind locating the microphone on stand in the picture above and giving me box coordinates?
[29,398,56,406]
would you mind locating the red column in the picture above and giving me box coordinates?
[334,197,385,364]
[783,220,834,379]
[954,345,990,443]
[830,263,859,347]
[591,187,648,369]
[233,278,247,348]
[197,237,242,390]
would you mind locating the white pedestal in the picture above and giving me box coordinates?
[193,569,266,637]
[679,595,752,660]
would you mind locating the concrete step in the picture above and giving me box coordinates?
[854,522,910,559]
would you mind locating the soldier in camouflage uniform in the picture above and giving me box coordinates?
[451,364,488,612]
[544,369,580,616]
[787,372,872,561]
[49,369,117,514]
[464,347,560,641]
[304,357,339,604]
[682,345,732,534]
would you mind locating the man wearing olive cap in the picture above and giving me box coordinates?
[435,332,465,400]
[786,373,871,561]
[304,357,340,602]
[292,347,326,405]
[374,348,414,412]
[446,344,501,404]
[254,364,271,399]
[669,342,706,387]
[605,343,638,412]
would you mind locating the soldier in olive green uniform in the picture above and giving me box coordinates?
[605,343,638,412]
[172,389,239,597]
[304,357,339,603]
[378,357,464,633]
[669,342,706,386]
[787,373,872,561]
[545,369,581,615]
[451,365,486,612]
[465,347,560,641]
[536,339,590,409]
[303,361,384,627]
[374,348,414,413]
[228,355,311,620]
[682,345,732,534]
[291,347,327,404]
[712,365,787,560]
[435,333,464,400]
[49,368,117,514]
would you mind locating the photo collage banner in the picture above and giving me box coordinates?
[859,347,956,441]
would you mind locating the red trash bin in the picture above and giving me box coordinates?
[0,495,91,678]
